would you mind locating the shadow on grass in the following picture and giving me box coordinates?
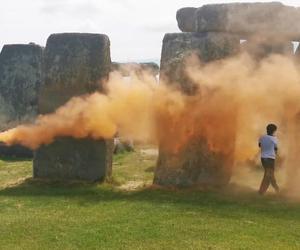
[1,178,300,221]
[0,156,32,162]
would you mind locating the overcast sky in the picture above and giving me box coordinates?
[1,0,300,62]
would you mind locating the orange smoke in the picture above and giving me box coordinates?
[1,53,300,192]
[0,72,160,149]
[1,53,300,156]
[0,54,299,153]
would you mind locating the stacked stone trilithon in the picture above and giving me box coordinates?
[33,33,113,182]
[0,44,43,157]
[177,2,299,58]
[154,2,298,187]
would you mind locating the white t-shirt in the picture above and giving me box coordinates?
[259,135,278,159]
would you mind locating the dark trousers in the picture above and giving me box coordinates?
[259,158,279,194]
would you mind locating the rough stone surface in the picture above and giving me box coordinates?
[34,138,113,181]
[160,32,240,94]
[0,44,43,157]
[154,138,233,187]
[178,3,300,40]
[241,39,293,59]
[0,143,33,158]
[154,32,239,187]
[176,7,197,32]
[34,33,113,182]
[39,33,111,114]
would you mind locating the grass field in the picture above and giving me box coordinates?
[0,148,300,250]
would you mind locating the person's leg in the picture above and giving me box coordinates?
[259,168,271,194]
[259,159,271,194]
[270,166,279,193]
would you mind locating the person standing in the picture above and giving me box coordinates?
[258,124,280,195]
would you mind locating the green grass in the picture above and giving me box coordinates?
[0,157,32,187]
[112,147,156,187]
[0,149,300,249]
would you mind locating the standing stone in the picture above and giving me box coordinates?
[154,32,240,187]
[286,48,300,192]
[160,32,240,94]
[33,33,113,182]
[0,44,43,157]
[241,39,293,59]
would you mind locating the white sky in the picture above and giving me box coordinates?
[1,0,300,62]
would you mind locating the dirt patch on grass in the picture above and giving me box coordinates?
[140,149,158,156]
[118,180,148,191]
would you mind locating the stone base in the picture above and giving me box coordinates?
[154,138,232,187]
[33,138,113,182]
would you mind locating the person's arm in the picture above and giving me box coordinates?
[274,138,278,154]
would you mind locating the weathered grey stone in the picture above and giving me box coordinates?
[176,7,197,32]
[241,39,293,59]
[154,138,233,187]
[34,33,113,182]
[0,143,33,158]
[154,32,239,187]
[178,3,300,40]
[39,33,111,114]
[33,138,113,181]
[0,44,43,128]
[0,44,43,157]
[160,32,240,94]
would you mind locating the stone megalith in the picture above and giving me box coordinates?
[177,3,300,40]
[176,7,197,32]
[33,33,113,182]
[0,44,43,157]
[286,48,300,191]
[154,32,240,187]
[159,32,240,94]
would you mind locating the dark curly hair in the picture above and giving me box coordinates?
[266,124,277,136]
